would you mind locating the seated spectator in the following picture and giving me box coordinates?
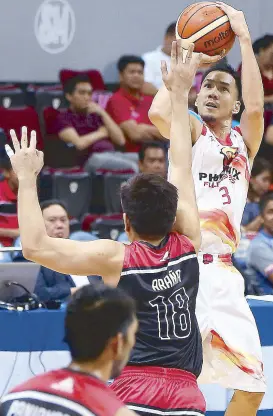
[142,22,176,95]
[54,74,138,173]
[241,158,272,232]
[247,192,273,295]
[139,141,167,177]
[265,114,273,146]
[118,142,167,243]
[0,156,19,247]
[106,55,163,152]
[14,199,100,301]
[238,35,273,106]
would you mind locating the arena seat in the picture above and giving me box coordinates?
[52,172,92,219]
[91,216,124,240]
[0,106,43,150]
[59,69,105,90]
[0,88,25,108]
[103,172,134,213]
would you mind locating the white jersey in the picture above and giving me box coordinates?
[192,124,251,254]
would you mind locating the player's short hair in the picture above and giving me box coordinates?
[117,55,145,73]
[40,199,68,214]
[251,157,272,178]
[260,192,273,215]
[201,63,242,99]
[165,22,176,36]
[63,74,91,95]
[138,141,167,162]
[65,283,136,362]
[120,173,178,239]
[253,34,273,54]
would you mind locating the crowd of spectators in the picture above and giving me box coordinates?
[0,23,273,300]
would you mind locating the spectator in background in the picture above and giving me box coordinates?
[15,200,100,301]
[242,158,272,232]
[54,74,138,173]
[138,141,167,177]
[247,192,273,295]
[252,35,273,108]
[142,22,176,95]
[118,142,167,243]
[265,115,273,147]
[106,56,164,152]
[0,156,19,247]
[141,22,199,108]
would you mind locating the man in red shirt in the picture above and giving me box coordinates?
[0,156,19,246]
[0,283,138,416]
[106,56,164,152]
[54,74,139,172]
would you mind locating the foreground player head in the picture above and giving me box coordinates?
[65,283,137,381]
[120,173,178,242]
[196,64,242,124]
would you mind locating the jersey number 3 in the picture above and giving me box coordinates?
[149,287,191,340]
[219,186,231,205]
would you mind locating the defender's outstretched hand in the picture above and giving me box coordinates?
[5,126,44,180]
[161,41,203,93]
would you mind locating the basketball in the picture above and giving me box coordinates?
[176,2,236,57]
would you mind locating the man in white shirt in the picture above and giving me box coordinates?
[142,22,176,95]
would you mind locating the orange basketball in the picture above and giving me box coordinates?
[176,2,235,57]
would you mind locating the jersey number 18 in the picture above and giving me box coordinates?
[149,287,191,340]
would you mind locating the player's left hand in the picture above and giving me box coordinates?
[5,126,44,180]
[216,2,250,40]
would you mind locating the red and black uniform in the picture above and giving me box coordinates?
[0,368,124,416]
[111,232,205,415]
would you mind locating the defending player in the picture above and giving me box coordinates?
[149,3,265,416]
[0,284,138,416]
[7,41,207,414]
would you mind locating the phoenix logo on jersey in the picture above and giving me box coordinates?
[199,146,245,188]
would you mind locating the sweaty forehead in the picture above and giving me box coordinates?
[203,71,235,87]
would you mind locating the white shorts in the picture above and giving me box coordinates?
[196,254,266,393]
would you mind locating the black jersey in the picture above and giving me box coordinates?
[118,232,202,377]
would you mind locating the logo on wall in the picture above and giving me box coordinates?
[34,0,76,54]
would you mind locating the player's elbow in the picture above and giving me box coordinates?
[22,246,38,262]
[244,104,264,117]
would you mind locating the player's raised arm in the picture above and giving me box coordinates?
[5,128,124,285]
[217,2,264,158]
[162,41,202,252]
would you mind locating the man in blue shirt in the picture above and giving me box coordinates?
[247,192,273,294]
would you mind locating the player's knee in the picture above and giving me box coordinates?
[234,390,264,410]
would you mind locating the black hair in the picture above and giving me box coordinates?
[40,199,68,214]
[63,74,91,95]
[0,157,12,171]
[64,283,136,362]
[260,192,273,215]
[117,55,145,73]
[138,141,167,162]
[253,34,273,54]
[165,22,176,36]
[120,173,178,239]
[201,63,242,99]
[251,157,272,178]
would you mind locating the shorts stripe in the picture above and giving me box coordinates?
[127,404,204,416]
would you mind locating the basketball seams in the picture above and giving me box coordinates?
[185,15,229,42]
[180,3,223,37]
